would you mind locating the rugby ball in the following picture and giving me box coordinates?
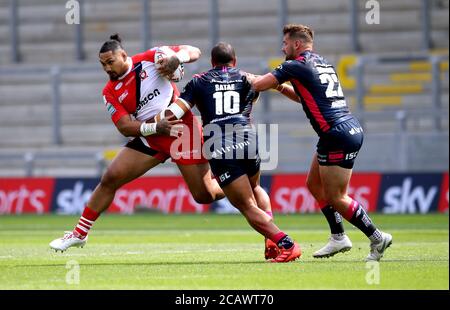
[154,46,185,83]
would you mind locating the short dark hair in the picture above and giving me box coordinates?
[211,42,236,66]
[99,33,123,54]
[283,24,314,44]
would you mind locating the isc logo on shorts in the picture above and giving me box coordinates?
[345,151,359,160]
[219,172,231,183]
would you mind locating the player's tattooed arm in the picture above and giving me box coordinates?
[155,116,183,136]
[276,84,301,103]
[151,98,193,136]
[116,115,147,137]
[245,72,260,84]
[251,73,300,103]
[157,45,201,76]
[157,57,181,77]
[114,114,182,137]
[177,45,201,63]
[251,73,279,91]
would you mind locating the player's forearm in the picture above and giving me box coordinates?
[122,120,165,137]
[115,116,157,137]
[252,73,279,92]
[276,84,301,103]
[178,45,201,63]
[116,119,143,137]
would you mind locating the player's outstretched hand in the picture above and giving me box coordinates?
[245,72,260,84]
[157,56,180,77]
[156,115,183,136]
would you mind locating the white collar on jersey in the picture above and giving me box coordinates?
[118,57,133,80]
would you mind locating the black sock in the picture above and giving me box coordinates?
[277,235,294,249]
[321,205,345,235]
[348,204,377,238]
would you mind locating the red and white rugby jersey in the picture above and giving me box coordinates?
[102,46,181,124]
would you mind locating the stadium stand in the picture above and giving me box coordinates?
[0,0,448,176]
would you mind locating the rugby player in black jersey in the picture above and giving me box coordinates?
[157,43,301,263]
[250,24,392,261]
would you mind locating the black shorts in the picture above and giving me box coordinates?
[317,117,364,169]
[125,137,168,163]
[205,126,260,188]
[209,155,261,188]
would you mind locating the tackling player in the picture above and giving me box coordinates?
[250,25,392,261]
[157,42,301,263]
[49,34,225,252]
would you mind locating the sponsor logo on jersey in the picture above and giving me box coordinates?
[331,100,347,108]
[106,103,116,116]
[118,90,129,103]
[211,79,243,84]
[115,82,123,91]
[134,89,161,116]
[140,70,148,81]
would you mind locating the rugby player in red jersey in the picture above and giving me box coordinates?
[49,34,225,252]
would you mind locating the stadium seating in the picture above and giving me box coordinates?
[0,0,448,176]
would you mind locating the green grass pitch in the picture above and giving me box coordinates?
[0,214,448,290]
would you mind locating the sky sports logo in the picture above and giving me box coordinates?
[0,174,448,215]
[269,173,446,214]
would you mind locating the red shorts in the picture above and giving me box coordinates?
[141,111,207,165]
